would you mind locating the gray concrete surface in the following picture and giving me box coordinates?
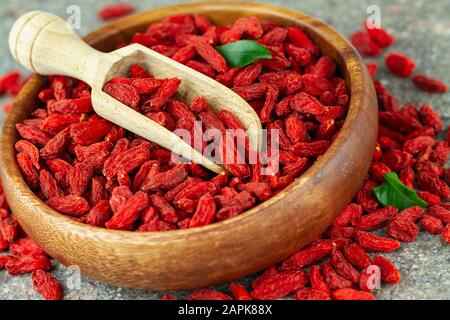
[0,0,449,300]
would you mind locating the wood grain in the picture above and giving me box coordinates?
[0,1,378,290]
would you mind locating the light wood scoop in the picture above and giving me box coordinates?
[9,11,263,174]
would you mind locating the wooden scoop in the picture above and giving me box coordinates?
[9,11,262,174]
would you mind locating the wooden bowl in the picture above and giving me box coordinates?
[0,1,378,290]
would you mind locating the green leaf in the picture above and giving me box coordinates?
[216,40,272,68]
[373,172,428,211]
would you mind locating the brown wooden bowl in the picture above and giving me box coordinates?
[0,1,378,290]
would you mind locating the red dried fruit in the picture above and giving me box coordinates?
[0,255,12,268]
[67,163,93,196]
[117,169,131,187]
[332,288,375,300]
[17,153,39,188]
[295,288,331,300]
[290,92,326,115]
[233,62,262,87]
[342,243,371,269]
[1,217,19,243]
[98,4,135,21]
[370,162,391,183]
[419,104,443,134]
[386,209,419,242]
[290,140,330,157]
[75,141,113,171]
[215,191,255,220]
[194,41,228,73]
[15,140,40,170]
[365,21,395,48]
[103,82,140,111]
[189,194,216,228]
[6,255,52,275]
[351,206,398,231]
[259,85,279,123]
[48,97,93,114]
[350,31,381,56]
[251,270,308,300]
[130,64,150,78]
[32,270,62,300]
[82,200,112,228]
[285,114,306,144]
[421,214,445,235]
[141,164,188,191]
[16,123,50,147]
[385,53,416,77]
[151,194,179,224]
[381,150,414,171]
[321,262,353,290]
[189,289,232,300]
[330,249,360,283]
[412,74,447,93]
[333,203,363,227]
[426,205,450,224]
[366,63,378,78]
[259,27,288,45]
[287,27,320,56]
[106,192,149,230]
[230,282,252,300]
[0,71,21,95]
[114,145,152,175]
[9,237,45,256]
[417,191,441,206]
[40,128,72,159]
[308,265,330,294]
[354,230,401,252]
[281,240,335,270]
[39,169,64,199]
[47,195,90,217]
[372,255,401,284]
[442,224,450,244]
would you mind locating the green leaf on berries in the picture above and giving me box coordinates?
[373,172,428,211]
[216,40,272,68]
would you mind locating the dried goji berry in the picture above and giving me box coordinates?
[309,265,330,294]
[189,194,216,228]
[412,74,447,93]
[39,169,64,199]
[351,206,398,231]
[350,31,381,56]
[106,192,149,230]
[372,255,401,284]
[189,289,232,300]
[9,237,45,257]
[385,53,416,77]
[6,255,52,275]
[332,288,375,300]
[281,240,335,270]
[98,4,135,21]
[354,230,400,252]
[47,195,90,217]
[333,203,363,227]
[251,270,308,300]
[103,82,140,111]
[32,270,62,300]
[330,249,360,283]
[230,282,252,300]
[342,243,371,269]
[321,262,353,290]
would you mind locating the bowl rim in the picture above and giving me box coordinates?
[1,1,367,244]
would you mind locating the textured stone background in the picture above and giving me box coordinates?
[0,0,449,300]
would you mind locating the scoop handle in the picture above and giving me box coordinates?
[9,11,101,86]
